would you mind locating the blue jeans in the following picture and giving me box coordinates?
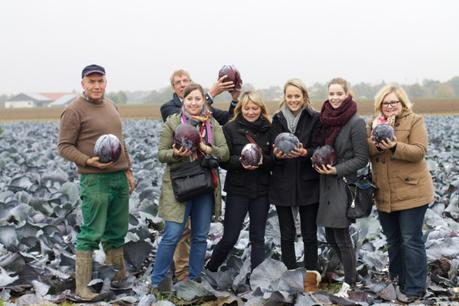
[151,193,213,286]
[378,205,428,297]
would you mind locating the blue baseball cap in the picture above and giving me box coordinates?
[81,64,105,78]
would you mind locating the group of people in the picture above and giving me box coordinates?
[58,65,433,304]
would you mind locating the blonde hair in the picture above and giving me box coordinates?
[170,69,191,87]
[232,91,271,123]
[374,84,413,114]
[279,79,312,110]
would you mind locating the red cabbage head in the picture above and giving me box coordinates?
[218,65,243,90]
[240,143,262,167]
[274,132,300,154]
[372,124,395,144]
[94,134,122,163]
[174,123,201,151]
[311,145,337,167]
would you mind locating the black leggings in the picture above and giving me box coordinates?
[325,227,356,285]
[276,204,319,270]
[207,194,269,271]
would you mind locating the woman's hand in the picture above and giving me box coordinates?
[240,154,263,170]
[273,145,289,159]
[288,143,307,158]
[372,135,397,151]
[172,144,193,157]
[198,142,213,155]
[314,164,337,175]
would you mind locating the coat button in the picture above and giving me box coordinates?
[405,177,410,181]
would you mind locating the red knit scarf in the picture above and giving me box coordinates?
[320,96,357,146]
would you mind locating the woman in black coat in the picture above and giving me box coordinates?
[206,91,273,272]
[269,79,322,291]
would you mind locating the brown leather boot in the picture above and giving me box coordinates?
[304,270,321,292]
[75,251,98,301]
[107,247,128,288]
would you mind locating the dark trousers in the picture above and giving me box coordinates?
[378,205,428,297]
[276,204,319,270]
[207,194,269,271]
[325,227,356,285]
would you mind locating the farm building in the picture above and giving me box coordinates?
[4,92,76,108]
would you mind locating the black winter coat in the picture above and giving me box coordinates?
[220,116,274,198]
[160,93,235,125]
[269,107,321,206]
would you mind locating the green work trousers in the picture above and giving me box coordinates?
[76,171,129,251]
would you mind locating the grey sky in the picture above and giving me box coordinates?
[1,0,458,94]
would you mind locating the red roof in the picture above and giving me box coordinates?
[40,92,73,101]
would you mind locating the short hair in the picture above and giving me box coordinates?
[279,78,312,110]
[170,69,191,87]
[328,77,349,94]
[374,84,413,114]
[231,91,271,123]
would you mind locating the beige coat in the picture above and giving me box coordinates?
[157,113,229,223]
[367,110,434,213]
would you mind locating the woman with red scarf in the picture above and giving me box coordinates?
[151,83,229,290]
[315,78,369,298]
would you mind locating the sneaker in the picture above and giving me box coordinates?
[304,270,321,292]
[335,282,351,298]
[396,286,423,304]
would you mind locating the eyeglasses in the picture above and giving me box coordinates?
[382,101,400,108]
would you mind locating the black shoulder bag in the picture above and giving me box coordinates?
[170,159,214,202]
[344,163,376,219]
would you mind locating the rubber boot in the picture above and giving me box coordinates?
[75,251,98,301]
[107,247,128,289]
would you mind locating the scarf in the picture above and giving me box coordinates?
[281,104,305,133]
[320,96,357,146]
[181,106,219,187]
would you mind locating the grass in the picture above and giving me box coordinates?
[0,99,458,122]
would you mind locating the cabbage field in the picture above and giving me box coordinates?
[0,116,458,305]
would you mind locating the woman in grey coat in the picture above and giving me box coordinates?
[314,78,369,298]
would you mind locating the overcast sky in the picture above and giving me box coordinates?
[0,0,458,94]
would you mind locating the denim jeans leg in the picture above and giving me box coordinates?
[188,192,214,280]
[378,210,404,287]
[248,196,269,269]
[151,219,187,286]
[399,205,428,296]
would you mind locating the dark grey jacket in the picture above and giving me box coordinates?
[316,115,369,228]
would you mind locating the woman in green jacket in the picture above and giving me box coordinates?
[151,83,229,288]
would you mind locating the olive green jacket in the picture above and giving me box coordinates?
[157,113,229,223]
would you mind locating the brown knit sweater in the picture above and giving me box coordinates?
[58,95,131,174]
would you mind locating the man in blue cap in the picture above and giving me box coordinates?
[58,64,135,301]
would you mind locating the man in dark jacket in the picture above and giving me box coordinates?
[160,69,240,125]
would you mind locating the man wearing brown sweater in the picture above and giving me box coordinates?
[58,64,135,301]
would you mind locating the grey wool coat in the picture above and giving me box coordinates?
[316,115,369,228]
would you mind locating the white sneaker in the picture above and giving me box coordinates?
[335,282,351,298]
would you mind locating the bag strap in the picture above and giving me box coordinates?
[245,132,257,145]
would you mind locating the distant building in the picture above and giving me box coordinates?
[48,94,78,107]
[4,92,76,108]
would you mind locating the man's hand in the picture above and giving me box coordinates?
[208,75,235,97]
[86,156,114,169]
[125,168,135,194]
[230,89,241,101]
